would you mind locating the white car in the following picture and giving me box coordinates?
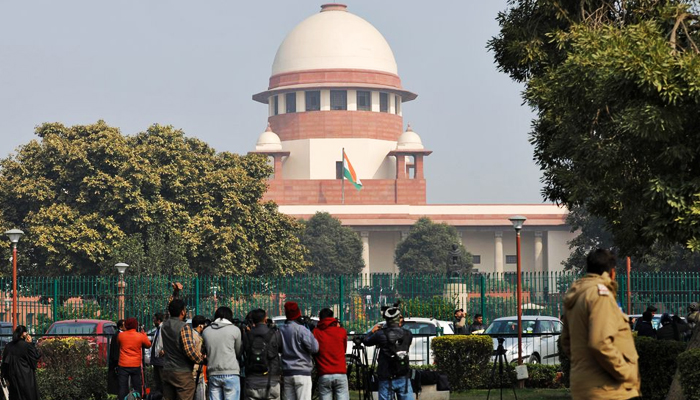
[483,316,563,365]
[347,317,454,365]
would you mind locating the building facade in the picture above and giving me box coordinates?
[251,4,575,274]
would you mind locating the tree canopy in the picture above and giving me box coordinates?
[395,217,473,275]
[299,212,364,275]
[490,1,700,255]
[0,121,308,276]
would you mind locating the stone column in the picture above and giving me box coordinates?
[361,231,370,275]
[396,156,407,179]
[494,231,504,275]
[273,155,283,180]
[534,231,543,273]
[414,155,424,179]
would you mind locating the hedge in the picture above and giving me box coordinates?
[37,337,108,399]
[678,348,700,400]
[432,335,494,390]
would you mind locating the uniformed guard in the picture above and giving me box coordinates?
[560,249,641,400]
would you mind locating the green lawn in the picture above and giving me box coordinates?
[451,389,571,400]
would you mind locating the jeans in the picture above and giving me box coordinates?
[118,366,143,400]
[245,383,281,400]
[209,374,241,400]
[282,375,312,400]
[377,377,413,400]
[317,374,349,400]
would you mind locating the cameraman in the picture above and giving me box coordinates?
[278,301,319,400]
[244,309,283,400]
[313,308,348,400]
[363,307,413,400]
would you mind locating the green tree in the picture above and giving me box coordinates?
[0,121,308,276]
[489,1,700,255]
[299,212,364,275]
[395,217,473,275]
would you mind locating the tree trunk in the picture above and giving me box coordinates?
[665,324,700,400]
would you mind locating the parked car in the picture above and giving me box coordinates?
[39,319,118,363]
[0,322,13,355]
[347,317,454,365]
[483,316,562,365]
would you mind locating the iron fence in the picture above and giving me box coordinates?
[0,271,697,335]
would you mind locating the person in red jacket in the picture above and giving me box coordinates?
[313,308,348,400]
[117,317,152,400]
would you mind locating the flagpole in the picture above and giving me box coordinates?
[341,147,345,205]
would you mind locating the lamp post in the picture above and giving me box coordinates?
[115,263,128,320]
[5,229,24,330]
[211,285,219,311]
[508,216,526,370]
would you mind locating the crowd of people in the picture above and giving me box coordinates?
[108,298,412,400]
[633,303,700,341]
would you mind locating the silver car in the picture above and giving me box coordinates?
[483,316,563,365]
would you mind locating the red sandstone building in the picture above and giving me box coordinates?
[251,4,573,274]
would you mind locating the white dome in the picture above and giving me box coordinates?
[256,124,283,151]
[397,125,424,150]
[271,4,398,76]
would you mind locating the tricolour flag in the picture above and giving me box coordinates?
[343,151,363,191]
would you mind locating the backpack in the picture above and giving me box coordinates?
[124,390,142,400]
[384,327,410,378]
[245,327,277,375]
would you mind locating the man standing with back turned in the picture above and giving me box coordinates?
[561,249,640,400]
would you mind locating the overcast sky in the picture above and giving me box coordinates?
[0,1,546,204]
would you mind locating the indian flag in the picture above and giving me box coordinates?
[343,151,363,191]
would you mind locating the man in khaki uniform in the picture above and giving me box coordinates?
[561,249,641,400]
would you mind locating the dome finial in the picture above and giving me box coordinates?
[406,123,413,132]
[320,3,347,12]
[266,122,272,132]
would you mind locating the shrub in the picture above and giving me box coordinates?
[557,337,570,388]
[432,335,493,390]
[635,336,686,400]
[38,337,108,399]
[678,348,700,400]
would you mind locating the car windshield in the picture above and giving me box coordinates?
[0,327,12,336]
[485,320,538,335]
[402,322,437,335]
[47,323,97,335]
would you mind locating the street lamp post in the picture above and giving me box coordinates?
[211,285,219,311]
[115,263,128,320]
[508,216,526,370]
[5,229,24,330]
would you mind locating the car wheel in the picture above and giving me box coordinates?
[528,353,540,364]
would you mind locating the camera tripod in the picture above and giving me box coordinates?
[486,337,518,400]
[346,337,373,400]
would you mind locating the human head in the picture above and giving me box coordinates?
[168,299,187,319]
[642,310,652,322]
[659,313,672,326]
[117,319,126,331]
[383,306,401,325]
[646,305,658,316]
[586,249,617,277]
[454,309,464,319]
[319,308,333,320]
[125,317,139,330]
[474,314,483,324]
[214,306,234,323]
[192,315,207,333]
[12,325,28,342]
[154,313,165,327]
[689,302,699,313]
[285,301,301,321]
[249,309,267,325]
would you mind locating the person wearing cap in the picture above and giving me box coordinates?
[278,301,319,400]
[453,309,468,335]
[363,307,414,400]
[117,317,152,399]
[646,305,658,317]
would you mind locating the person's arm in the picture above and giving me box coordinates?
[302,328,319,354]
[153,329,163,357]
[180,325,204,364]
[234,327,243,358]
[142,332,152,349]
[587,294,634,382]
[363,329,384,347]
[560,313,571,358]
[455,317,466,328]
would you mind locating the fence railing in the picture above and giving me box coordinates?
[0,271,697,335]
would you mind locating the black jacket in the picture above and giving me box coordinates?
[246,323,283,378]
[1,339,40,400]
[635,320,656,339]
[363,324,412,379]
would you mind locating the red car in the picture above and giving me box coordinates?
[40,319,118,363]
